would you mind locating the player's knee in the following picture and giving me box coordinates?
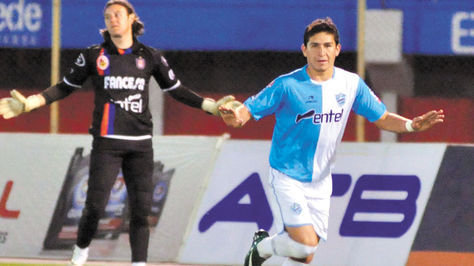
[83,191,109,217]
[287,233,318,258]
[129,205,150,227]
[83,202,105,219]
[130,214,149,227]
[273,233,318,259]
[288,241,317,259]
[129,193,152,227]
[295,234,319,247]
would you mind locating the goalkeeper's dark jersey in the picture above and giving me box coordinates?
[62,38,180,139]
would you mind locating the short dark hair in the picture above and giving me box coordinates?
[303,17,340,46]
[101,0,145,38]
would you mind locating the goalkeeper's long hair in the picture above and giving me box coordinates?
[100,0,145,39]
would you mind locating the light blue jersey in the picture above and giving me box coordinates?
[244,65,386,189]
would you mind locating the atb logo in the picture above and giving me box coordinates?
[199,173,420,238]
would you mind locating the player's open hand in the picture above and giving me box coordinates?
[411,109,444,132]
[0,90,44,119]
[219,100,246,128]
[0,90,27,119]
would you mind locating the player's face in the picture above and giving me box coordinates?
[104,4,135,38]
[301,32,341,80]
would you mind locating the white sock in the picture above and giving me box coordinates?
[74,244,89,253]
[257,232,317,259]
[131,262,146,266]
[256,234,274,258]
[282,258,306,266]
[71,245,89,264]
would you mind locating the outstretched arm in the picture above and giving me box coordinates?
[0,82,78,119]
[374,109,444,133]
[167,85,235,116]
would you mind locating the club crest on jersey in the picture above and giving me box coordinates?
[96,54,109,71]
[335,93,346,106]
[136,56,146,70]
[291,203,302,215]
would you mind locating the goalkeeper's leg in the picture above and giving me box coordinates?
[76,149,122,247]
[122,144,154,263]
[72,141,123,265]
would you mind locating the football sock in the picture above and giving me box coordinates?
[258,232,317,259]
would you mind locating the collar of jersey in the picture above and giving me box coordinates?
[104,38,140,55]
[303,64,337,84]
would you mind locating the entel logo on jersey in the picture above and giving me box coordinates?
[114,93,143,113]
[199,173,420,238]
[296,109,344,124]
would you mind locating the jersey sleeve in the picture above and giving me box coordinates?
[62,48,92,89]
[244,78,284,120]
[150,49,180,91]
[351,78,387,122]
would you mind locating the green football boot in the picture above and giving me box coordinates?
[244,229,270,266]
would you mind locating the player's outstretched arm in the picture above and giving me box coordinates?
[219,100,252,128]
[374,109,444,133]
[167,85,235,116]
[0,90,46,119]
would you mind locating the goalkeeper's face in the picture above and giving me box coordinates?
[104,4,135,39]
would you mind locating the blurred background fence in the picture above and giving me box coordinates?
[0,0,472,141]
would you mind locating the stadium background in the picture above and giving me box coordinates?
[0,0,472,142]
[0,0,473,265]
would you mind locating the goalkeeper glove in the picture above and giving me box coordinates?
[201,95,235,116]
[0,90,43,119]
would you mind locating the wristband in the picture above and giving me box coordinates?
[201,98,217,115]
[24,95,43,112]
[405,120,415,132]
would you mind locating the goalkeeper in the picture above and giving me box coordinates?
[0,1,233,265]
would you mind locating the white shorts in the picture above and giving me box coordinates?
[268,167,330,241]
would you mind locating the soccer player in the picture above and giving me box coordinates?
[219,17,444,266]
[0,1,234,265]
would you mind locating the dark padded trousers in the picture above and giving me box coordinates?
[77,137,153,262]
